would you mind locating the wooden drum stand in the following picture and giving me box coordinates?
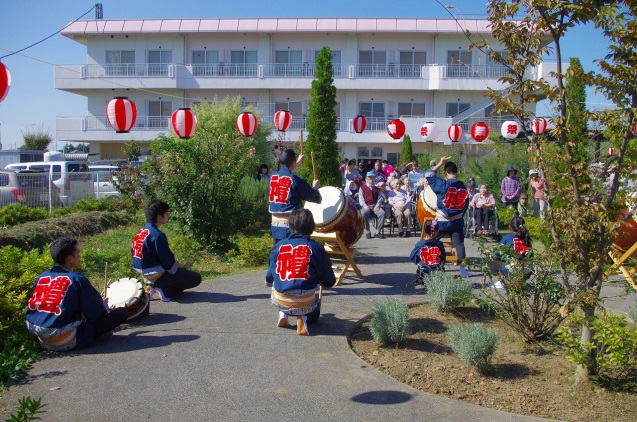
[311,231,363,286]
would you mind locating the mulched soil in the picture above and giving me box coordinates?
[349,303,636,422]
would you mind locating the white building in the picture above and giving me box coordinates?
[55,17,557,164]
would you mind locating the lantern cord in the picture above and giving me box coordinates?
[0,5,97,61]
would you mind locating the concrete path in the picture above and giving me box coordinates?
[1,231,633,422]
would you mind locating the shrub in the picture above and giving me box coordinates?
[70,197,119,213]
[0,205,49,228]
[4,396,46,421]
[226,233,272,267]
[557,311,637,379]
[369,299,411,344]
[169,234,204,266]
[427,271,473,312]
[447,322,499,372]
[479,251,566,342]
[630,302,637,323]
[236,176,270,233]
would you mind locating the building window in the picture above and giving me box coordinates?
[446,102,470,117]
[106,50,135,76]
[314,50,342,76]
[486,51,508,78]
[359,102,385,130]
[371,147,383,158]
[387,153,399,166]
[148,100,172,128]
[274,50,303,76]
[359,50,387,77]
[274,101,303,128]
[357,147,370,157]
[192,50,219,76]
[447,50,472,77]
[147,50,172,76]
[398,102,426,117]
[399,51,426,77]
[230,50,257,76]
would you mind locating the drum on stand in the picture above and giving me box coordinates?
[305,186,364,247]
[106,277,149,319]
[416,186,438,224]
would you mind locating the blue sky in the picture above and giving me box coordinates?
[0,0,611,149]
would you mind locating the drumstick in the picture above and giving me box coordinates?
[299,129,304,156]
[319,285,323,301]
[103,262,109,298]
[311,151,317,180]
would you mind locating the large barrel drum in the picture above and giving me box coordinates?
[304,186,364,247]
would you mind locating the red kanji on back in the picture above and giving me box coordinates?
[419,246,442,266]
[269,175,293,204]
[132,229,150,259]
[513,238,528,255]
[27,276,72,315]
[442,187,468,211]
[275,244,312,281]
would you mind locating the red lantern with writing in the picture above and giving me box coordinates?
[501,120,520,139]
[470,122,489,142]
[0,62,10,103]
[387,119,406,139]
[106,97,137,133]
[532,118,548,135]
[171,108,198,139]
[353,115,367,134]
[447,124,464,142]
[420,122,439,142]
[609,147,616,155]
[274,110,292,132]
[236,112,259,137]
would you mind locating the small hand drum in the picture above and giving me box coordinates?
[106,277,149,319]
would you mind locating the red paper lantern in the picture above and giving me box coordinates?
[0,62,10,103]
[387,119,406,139]
[447,124,464,142]
[171,108,198,139]
[532,118,548,135]
[106,97,137,133]
[501,120,520,139]
[274,110,292,132]
[236,112,259,137]
[470,122,489,142]
[609,147,616,155]
[353,115,367,134]
[420,122,439,142]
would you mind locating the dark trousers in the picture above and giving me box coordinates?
[474,207,493,232]
[155,268,202,298]
[76,307,128,349]
[436,219,466,264]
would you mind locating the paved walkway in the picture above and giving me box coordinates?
[1,232,633,421]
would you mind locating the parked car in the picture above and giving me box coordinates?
[88,164,121,200]
[5,161,93,206]
[0,169,62,208]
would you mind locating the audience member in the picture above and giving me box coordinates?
[387,178,412,237]
[501,165,521,209]
[470,184,496,235]
[359,171,386,239]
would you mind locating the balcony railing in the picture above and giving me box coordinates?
[85,116,170,130]
[84,64,175,78]
[446,64,509,79]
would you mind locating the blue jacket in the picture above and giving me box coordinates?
[268,166,321,240]
[26,266,106,329]
[500,233,530,259]
[132,222,178,279]
[410,238,446,272]
[425,173,469,219]
[266,233,336,292]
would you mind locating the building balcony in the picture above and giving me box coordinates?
[55,62,533,92]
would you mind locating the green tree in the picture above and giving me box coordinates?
[565,57,588,162]
[145,97,271,250]
[300,46,340,186]
[20,125,52,151]
[475,0,637,383]
[400,134,414,166]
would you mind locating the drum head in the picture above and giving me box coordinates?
[423,186,438,213]
[106,278,143,308]
[305,186,345,227]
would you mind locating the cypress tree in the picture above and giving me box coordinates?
[300,46,340,186]
[400,134,414,166]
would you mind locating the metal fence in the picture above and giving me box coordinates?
[0,171,121,211]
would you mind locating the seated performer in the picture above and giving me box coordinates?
[410,220,446,286]
[266,209,336,336]
[132,199,202,301]
[26,237,128,351]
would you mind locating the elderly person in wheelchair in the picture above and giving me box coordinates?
[387,178,412,237]
[470,183,496,236]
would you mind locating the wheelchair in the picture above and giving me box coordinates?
[465,204,499,238]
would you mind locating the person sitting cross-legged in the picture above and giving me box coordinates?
[359,171,386,239]
[266,209,336,336]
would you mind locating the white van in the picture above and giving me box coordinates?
[88,164,121,200]
[5,159,93,206]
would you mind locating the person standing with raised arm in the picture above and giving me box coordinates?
[268,149,321,245]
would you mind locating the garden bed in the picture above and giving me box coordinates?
[349,303,636,422]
